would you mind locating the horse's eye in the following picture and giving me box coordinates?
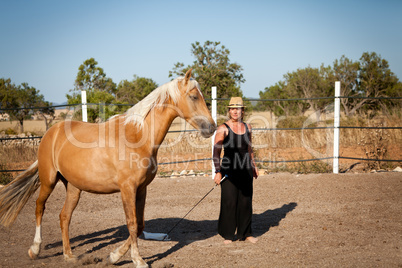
[190,95,198,101]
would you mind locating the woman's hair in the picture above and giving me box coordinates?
[227,107,245,120]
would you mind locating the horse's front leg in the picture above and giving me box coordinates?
[108,187,147,265]
[112,184,148,268]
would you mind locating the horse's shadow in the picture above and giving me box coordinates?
[42,202,297,266]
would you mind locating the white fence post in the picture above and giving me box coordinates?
[81,91,88,122]
[211,86,217,177]
[333,81,341,174]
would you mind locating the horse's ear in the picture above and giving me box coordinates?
[184,68,192,85]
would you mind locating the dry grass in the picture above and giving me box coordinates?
[0,144,38,163]
[0,120,48,135]
[0,145,38,184]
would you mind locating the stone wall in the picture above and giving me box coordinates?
[0,132,41,147]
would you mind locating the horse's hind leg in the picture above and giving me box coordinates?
[59,182,81,261]
[28,170,58,259]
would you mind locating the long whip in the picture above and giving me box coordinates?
[163,174,228,240]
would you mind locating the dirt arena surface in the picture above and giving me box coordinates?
[0,172,401,267]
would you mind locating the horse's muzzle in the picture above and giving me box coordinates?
[200,121,217,138]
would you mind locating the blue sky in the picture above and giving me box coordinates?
[1,0,401,104]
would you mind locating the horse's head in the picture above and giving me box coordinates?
[176,69,216,138]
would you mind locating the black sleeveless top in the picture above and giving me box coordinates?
[221,123,253,181]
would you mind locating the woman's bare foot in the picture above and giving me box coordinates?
[245,236,258,243]
[223,240,232,245]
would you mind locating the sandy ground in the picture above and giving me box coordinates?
[0,172,401,268]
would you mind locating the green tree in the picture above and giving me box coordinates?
[332,55,360,116]
[0,79,50,133]
[116,75,158,104]
[259,52,401,118]
[357,52,401,115]
[73,58,116,95]
[169,41,246,114]
[381,79,402,115]
[67,58,125,122]
[0,78,17,109]
[258,81,309,117]
[284,65,333,120]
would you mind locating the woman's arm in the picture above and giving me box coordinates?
[213,125,227,184]
[247,123,259,178]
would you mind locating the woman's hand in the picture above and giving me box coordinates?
[214,172,223,185]
[253,167,259,179]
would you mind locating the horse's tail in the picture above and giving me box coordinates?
[0,160,40,227]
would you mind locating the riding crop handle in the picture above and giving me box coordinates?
[217,174,228,186]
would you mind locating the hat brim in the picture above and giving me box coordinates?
[227,104,245,108]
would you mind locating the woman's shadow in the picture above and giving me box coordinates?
[43,202,297,266]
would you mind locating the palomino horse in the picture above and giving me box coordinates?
[0,69,216,268]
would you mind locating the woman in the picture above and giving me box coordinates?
[213,97,259,244]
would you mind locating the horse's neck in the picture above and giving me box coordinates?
[127,105,178,150]
[148,106,177,150]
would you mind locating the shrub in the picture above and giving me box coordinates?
[4,128,17,135]
[277,116,308,129]
[358,125,390,170]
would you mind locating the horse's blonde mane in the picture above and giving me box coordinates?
[124,76,200,127]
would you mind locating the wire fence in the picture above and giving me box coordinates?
[1,93,401,174]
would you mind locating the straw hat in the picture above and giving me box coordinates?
[227,97,245,108]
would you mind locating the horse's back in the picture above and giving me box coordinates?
[37,119,129,193]
[38,120,98,157]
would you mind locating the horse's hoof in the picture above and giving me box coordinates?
[133,260,149,268]
[64,254,78,262]
[107,251,120,265]
[28,248,38,260]
[106,256,115,265]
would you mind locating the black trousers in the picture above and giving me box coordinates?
[218,176,253,240]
